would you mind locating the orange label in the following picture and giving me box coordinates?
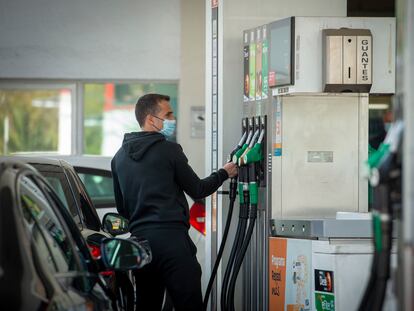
[269,238,287,310]
[287,304,304,311]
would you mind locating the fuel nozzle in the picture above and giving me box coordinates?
[237,129,260,207]
[243,129,264,167]
[228,131,247,201]
[228,128,253,206]
[232,130,253,164]
[228,131,247,162]
[238,129,260,166]
[243,129,265,206]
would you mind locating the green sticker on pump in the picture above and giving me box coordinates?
[315,293,335,311]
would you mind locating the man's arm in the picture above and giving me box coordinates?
[111,160,128,219]
[173,144,229,200]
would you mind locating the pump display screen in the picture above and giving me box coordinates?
[269,17,294,87]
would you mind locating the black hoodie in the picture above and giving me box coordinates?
[111,132,229,233]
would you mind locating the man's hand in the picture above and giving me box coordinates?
[223,162,238,178]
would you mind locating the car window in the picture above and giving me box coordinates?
[43,174,83,228]
[44,176,69,207]
[76,168,115,209]
[19,175,79,274]
[30,164,83,228]
[63,167,101,231]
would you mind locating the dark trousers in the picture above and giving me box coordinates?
[133,227,202,311]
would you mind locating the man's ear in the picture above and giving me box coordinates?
[146,114,154,126]
[141,115,149,130]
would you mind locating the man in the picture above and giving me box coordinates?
[111,93,238,310]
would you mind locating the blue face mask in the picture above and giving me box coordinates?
[160,119,176,137]
[152,115,176,137]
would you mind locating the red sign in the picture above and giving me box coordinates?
[190,202,206,235]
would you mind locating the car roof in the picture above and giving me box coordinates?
[1,155,63,166]
[3,155,112,171]
[55,155,111,171]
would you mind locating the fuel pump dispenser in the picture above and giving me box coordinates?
[232,16,395,311]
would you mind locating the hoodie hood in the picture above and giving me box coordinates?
[122,132,165,161]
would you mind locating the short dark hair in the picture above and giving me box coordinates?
[135,93,170,127]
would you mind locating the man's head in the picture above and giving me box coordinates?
[135,94,175,133]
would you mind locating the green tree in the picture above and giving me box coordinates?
[0,90,59,155]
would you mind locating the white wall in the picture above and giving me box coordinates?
[0,0,180,80]
[178,0,205,177]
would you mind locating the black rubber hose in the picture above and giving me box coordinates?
[202,196,236,311]
[359,185,393,311]
[360,251,391,311]
[219,167,250,311]
[372,219,393,311]
[203,175,239,310]
[223,184,251,310]
[372,252,391,311]
[358,207,382,311]
[227,205,258,311]
[358,252,378,311]
[358,241,392,311]
[220,213,248,311]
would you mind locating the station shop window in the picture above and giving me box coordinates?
[83,82,178,156]
[0,87,72,155]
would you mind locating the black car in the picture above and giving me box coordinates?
[3,156,140,310]
[0,159,146,310]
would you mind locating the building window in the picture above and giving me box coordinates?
[83,82,178,156]
[0,86,73,155]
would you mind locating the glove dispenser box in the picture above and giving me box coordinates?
[323,28,373,92]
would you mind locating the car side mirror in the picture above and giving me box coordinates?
[100,238,145,271]
[102,212,129,236]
